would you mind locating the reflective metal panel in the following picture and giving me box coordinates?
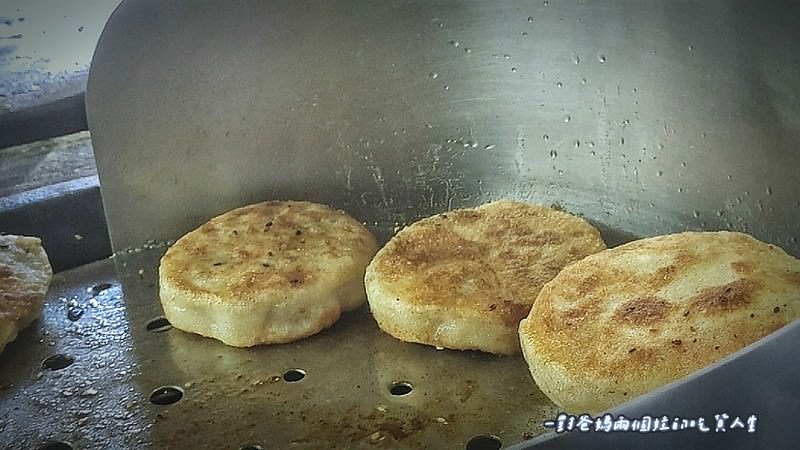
[87,0,800,254]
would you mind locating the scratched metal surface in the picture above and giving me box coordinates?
[87,0,800,257]
[0,241,559,450]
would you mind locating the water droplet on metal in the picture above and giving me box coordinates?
[511,67,517,73]
[449,40,460,48]
[598,54,606,63]
[563,115,571,123]
[549,149,558,159]
[522,32,528,38]
[81,388,98,397]
[688,45,695,52]
[484,144,496,151]
[581,78,587,85]
[622,119,630,125]
[589,150,596,156]
[656,170,663,176]
[443,85,449,90]
[692,210,700,218]
[503,54,511,60]
[556,81,563,88]
[571,53,580,65]
[67,305,85,321]
[543,0,549,5]
[429,72,439,79]
[766,186,773,195]
[573,140,580,148]
[464,47,472,54]
[542,134,549,141]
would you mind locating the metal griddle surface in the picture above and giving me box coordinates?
[0,243,557,449]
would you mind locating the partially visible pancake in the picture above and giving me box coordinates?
[1,234,53,354]
[364,200,606,355]
[519,231,800,413]
[159,201,378,347]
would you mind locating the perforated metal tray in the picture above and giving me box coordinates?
[0,242,559,449]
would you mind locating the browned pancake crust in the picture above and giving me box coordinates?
[159,201,378,346]
[519,231,800,412]
[1,235,53,354]
[365,200,606,354]
[161,201,375,303]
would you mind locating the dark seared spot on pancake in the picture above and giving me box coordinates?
[614,297,672,326]
[671,248,703,272]
[1,291,39,321]
[495,300,530,327]
[383,227,485,268]
[285,268,309,286]
[625,345,656,362]
[450,210,483,225]
[577,273,602,295]
[688,279,757,314]
[561,306,590,327]
[655,265,677,280]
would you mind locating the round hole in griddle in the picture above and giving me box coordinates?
[465,435,502,450]
[146,316,173,332]
[42,354,74,371]
[389,381,413,396]
[282,368,306,382]
[37,441,73,450]
[239,445,264,450]
[149,386,184,405]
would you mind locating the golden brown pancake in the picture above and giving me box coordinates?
[159,201,378,347]
[365,200,606,354]
[1,234,52,354]
[519,231,800,413]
